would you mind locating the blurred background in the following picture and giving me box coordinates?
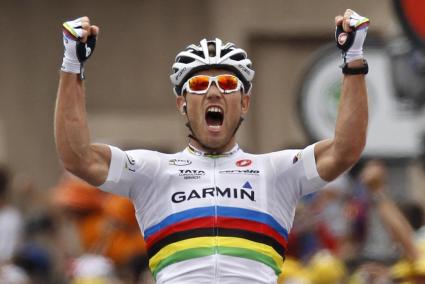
[1,0,425,283]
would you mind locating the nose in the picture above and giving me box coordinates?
[206,81,222,98]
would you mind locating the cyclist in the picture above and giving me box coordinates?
[55,9,369,284]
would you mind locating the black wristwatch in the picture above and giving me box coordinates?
[341,59,369,75]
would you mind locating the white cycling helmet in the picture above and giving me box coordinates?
[170,38,255,96]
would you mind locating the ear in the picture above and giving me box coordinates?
[241,94,250,115]
[176,96,186,115]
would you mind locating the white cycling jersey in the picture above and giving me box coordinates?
[99,143,327,284]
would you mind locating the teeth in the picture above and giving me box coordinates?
[207,107,222,113]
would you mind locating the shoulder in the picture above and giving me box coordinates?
[245,148,312,177]
[236,148,300,161]
[262,149,302,165]
[236,149,301,172]
[124,148,192,166]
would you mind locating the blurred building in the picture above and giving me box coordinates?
[0,0,400,189]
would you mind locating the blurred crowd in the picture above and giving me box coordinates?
[0,158,425,284]
[0,168,152,284]
[280,160,425,284]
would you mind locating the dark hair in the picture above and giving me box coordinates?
[0,165,10,197]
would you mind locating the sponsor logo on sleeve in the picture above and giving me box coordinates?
[236,159,252,167]
[125,153,136,172]
[293,152,302,164]
[169,159,192,166]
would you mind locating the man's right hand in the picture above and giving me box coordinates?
[61,17,99,75]
[56,17,110,187]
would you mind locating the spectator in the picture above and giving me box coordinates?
[0,264,30,284]
[361,160,425,283]
[0,166,23,263]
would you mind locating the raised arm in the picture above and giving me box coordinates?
[315,10,369,181]
[361,161,418,262]
[54,17,110,186]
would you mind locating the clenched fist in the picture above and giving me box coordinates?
[61,16,99,78]
[335,9,369,64]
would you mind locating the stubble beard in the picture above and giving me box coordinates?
[189,118,239,153]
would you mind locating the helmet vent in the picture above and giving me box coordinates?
[221,49,232,57]
[192,50,204,58]
[178,56,195,64]
[230,53,245,61]
[208,42,217,57]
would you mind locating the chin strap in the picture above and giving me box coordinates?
[185,121,208,150]
[231,116,244,137]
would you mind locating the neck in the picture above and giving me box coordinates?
[188,138,238,155]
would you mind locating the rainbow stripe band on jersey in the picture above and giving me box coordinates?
[144,206,288,278]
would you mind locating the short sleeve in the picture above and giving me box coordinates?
[98,145,160,200]
[271,143,327,198]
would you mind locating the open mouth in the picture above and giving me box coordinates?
[205,106,224,128]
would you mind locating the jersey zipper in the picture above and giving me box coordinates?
[213,158,218,283]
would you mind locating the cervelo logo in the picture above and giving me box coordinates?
[236,159,252,167]
[338,33,348,45]
[178,169,205,180]
[169,159,192,166]
[219,169,259,175]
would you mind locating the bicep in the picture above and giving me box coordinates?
[76,143,111,186]
[315,139,353,182]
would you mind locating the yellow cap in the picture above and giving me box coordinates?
[347,272,366,284]
[72,276,107,284]
[413,255,425,275]
[307,250,346,284]
[279,257,304,281]
[391,260,413,280]
[279,257,313,284]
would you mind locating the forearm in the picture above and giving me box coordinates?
[316,61,368,180]
[54,72,109,185]
[55,72,89,163]
[373,192,418,262]
[333,60,368,161]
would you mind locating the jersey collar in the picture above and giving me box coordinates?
[186,143,240,158]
